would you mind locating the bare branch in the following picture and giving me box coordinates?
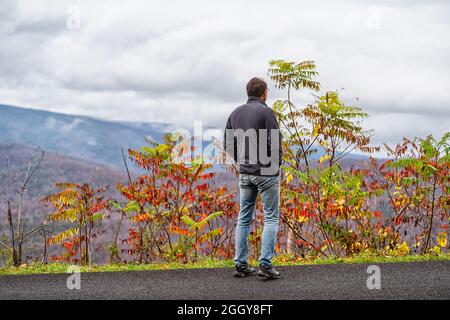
[121,146,133,185]
[0,240,13,252]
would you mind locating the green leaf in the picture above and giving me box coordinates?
[123,201,140,213]
[110,200,123,211]
[181,215,196,227]
[198,228,222,242]
[91,213,104,222]
[192,211,224,230]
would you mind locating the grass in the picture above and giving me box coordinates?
[1,252,449,276]
[273,252,450,266]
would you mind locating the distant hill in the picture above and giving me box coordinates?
[0,104,171,168]
[0,141,127,225]
[0,141,130,263]
[0,104,378,170]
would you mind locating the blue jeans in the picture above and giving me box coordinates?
[235,174,280,267]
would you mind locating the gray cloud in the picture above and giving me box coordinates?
[0,0,449,150]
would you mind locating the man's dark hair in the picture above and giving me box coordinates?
[246,77,267,98]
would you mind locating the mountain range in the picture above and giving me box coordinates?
[0,104,171,168]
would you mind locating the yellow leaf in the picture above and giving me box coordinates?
[437,232,448,248]
[313,124,321,136]
[48,227,78,245]
[181,207,190,214]
[319,154,330,163]
[286,173,293,184]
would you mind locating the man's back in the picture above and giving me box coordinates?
[228,97,272,131]
[224,96,281,176]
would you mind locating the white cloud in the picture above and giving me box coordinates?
[44,116,57,129]
[0,0,449,148]
[86,137,97,146]
[44,116,83,133]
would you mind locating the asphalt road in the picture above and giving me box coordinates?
[0,261,449,300]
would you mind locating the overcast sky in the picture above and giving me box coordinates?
[0,0,449,149]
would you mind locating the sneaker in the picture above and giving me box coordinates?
[233,264,257,278]
[257,265,281,280]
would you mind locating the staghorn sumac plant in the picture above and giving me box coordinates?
[269,59,380,258]
[170,211,224,262]
[186,184,238,259]
[369,133,449,254]
[115,134,238,263]
[359,133,449,255]
[389,133,449,253]
[42,183,109,265]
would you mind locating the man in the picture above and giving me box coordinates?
[224,77,282,280]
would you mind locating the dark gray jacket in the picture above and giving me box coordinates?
[223,96,282,176]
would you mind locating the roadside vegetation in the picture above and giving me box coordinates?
[1,252,449,276]
[1,58,448,271]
